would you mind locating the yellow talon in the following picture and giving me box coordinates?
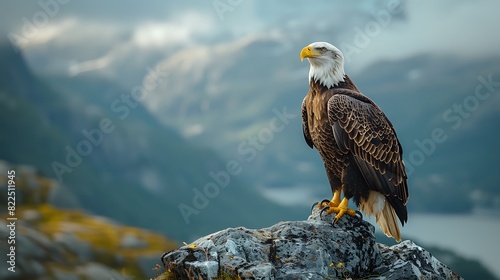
[319,190,342,209]
[326,197,357,222]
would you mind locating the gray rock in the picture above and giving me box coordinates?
[77,262,132,280]
[162,206,462,279]
[120,233,148,249]
[27,260,46,277]
[17,227,51,259]
[22,209,42,222]
[48,181,82,209]
[51,267,80,280]
[54,232,93,263]
[375,241,463,280]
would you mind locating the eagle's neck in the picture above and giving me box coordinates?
[310,75,359,92]
[308,60,345,89]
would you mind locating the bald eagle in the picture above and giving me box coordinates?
[300,42,408,241]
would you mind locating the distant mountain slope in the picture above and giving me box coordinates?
[0,42,298,242]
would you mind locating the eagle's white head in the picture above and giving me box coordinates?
[300,42,345,89]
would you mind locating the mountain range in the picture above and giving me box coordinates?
[0,41,300,243]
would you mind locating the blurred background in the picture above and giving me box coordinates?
[0,0,499,279]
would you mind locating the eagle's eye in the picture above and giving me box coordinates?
[317,47,327,52]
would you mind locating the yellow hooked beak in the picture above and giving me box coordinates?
[300,46,320,61]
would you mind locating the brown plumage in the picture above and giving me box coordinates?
[300,42,408,241]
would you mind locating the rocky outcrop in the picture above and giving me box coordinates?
[0,206,178,280]
[0,160,177,280]
[161,206,462,279]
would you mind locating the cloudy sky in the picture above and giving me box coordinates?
[2,0,499,86]
[2,1,500,276]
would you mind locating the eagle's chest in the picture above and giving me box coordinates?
[305,94,330,140]
[304,92,345,164]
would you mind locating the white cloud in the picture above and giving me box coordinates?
[144,31,285,115]
[9,18,77,49]
[14,1,500,84]
[183,124,205,138]
[68,51,114,76]
[259,185,321,207]
[141,168,163,194]
[132,11,215,49]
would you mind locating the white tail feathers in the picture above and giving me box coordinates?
[359,191,402,242]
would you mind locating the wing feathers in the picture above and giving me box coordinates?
[328,92,408,225]
[301,97,314,149]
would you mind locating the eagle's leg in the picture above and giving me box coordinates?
[327,197,357,223]
[318,189,341,209]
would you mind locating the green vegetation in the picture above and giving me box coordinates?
[26,203,177,279]
[34,204,176,257]
[0,161,178,279]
